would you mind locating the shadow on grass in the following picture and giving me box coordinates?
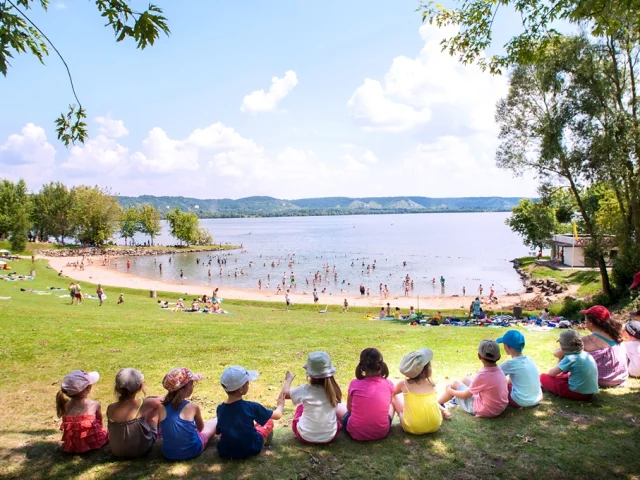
[2,388,639,480]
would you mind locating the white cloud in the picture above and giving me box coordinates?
[341,149,379,173]
[96,115,129,138]
[348,24,507,133]
[54,2,67,9]
[0,123,56,165]
[241,70,298,113]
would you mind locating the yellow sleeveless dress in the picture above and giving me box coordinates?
[401,384,442,435]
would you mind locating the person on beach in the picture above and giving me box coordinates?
[337,348,394,441]
[180,269,184,279]
[56,370,109,454]
[496,331,542,408]
[313,288,319,305]
[258,279,262,290]
[216,366,287,459]
[554,306,628,387]
[96,284,104,306]
[438,340,508,418]
[159,367,217,461]
[541,330,599,400]
[622,321,640,377]
[283,352,343,445]
[392,348,451,435]
[342,299,349,313]
[107,368,162,458]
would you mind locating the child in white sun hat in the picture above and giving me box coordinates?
[391,348,451,435]
[283,351,344,444]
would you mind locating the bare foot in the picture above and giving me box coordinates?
[442,409,452,420]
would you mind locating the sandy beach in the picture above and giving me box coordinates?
[44,255,544,311]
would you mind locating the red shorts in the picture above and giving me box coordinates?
[255,419,274,440]
[540,373,593,401]
[507,383,522,408]
[291,404,341,445]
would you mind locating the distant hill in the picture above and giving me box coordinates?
[118,195,524,218]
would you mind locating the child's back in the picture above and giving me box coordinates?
[469,364,508,417]
[500,355,542,407]
[400,379,442,434]
[624,340,640,377]
[160,400,202,460]
[559,351,599,394]
[216,399,274,458]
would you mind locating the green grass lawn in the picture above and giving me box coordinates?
[0,259,638,479]
[519,257,602,297]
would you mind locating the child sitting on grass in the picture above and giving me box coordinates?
[107,368,162,458]
[392,348,451,435]
[622,321,640,378]
[216,366,287,459]
[284,351,343,444]
[56,370,109,453]
[540,330,599,400]
[158,368,217,461]
[338,348,394,441]
[496,330,543,408]
[438,340,508,418]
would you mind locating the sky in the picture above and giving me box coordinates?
[0,0,540,200]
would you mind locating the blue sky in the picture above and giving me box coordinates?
[0,0,539,199]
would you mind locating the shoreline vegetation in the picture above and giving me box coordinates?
[35,244,240,258]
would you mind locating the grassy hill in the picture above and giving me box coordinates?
[118,195,525,218]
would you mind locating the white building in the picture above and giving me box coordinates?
[550,234,616,267]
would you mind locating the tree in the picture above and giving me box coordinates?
[71,186,122,246]
[495,36,614,295]
[0,179,31,252]
[192,227,213,246]
[1,1,169,145]
[119,206,139,246]
[506,199,557,251]
[137,204,162,245]
[165,207,203,246]
[30,181,74,243]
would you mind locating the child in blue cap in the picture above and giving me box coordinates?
[497,330,543,408]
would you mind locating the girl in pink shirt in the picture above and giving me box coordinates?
[336,348,394,441]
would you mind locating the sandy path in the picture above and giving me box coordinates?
[44,256,536,311]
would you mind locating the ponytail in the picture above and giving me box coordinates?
[311,377,343,408]
[355,347,389,379]
[56,389,69,417]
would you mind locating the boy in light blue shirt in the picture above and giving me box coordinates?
[497,330,543,408]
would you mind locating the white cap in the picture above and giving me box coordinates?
[220,366,259,392]
[61,370,100,396]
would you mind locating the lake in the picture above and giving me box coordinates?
[118,212,532,297]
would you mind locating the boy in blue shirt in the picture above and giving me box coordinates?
[497,330,543,408]
[216,366,292,459]
[540,330,599,400]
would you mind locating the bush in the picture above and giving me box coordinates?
[556,297,589,319]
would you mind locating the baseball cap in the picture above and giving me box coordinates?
[399,348,434,378]
[162,367,202,392]
[220,366,259,392]
[559,330,584,354]
[478,339,501,362]
[630,272,640,290]
[303,351,336,379]
[625,320,640,340]
[61,370,100,396]
[497,330,525,352]
[579,305,611,322]
[115,368,144,393]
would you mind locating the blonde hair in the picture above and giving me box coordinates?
[310,376,342,408]
[55,386,90,417]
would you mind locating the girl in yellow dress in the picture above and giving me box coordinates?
[391,348,451,435]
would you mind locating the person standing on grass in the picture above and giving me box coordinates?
[285,289,291,311]
[69,282,76,305]
[313,288,319,305]
[96,284,104,307]
[343,299,349,313]
[74,282,83,306]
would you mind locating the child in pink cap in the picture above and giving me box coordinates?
[158,367,217,461]
[56,370,109,453]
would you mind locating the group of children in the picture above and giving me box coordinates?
[56,309,640,461]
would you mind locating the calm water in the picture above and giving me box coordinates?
[117,212,532,297]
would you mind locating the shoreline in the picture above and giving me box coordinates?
[44,255,545,311]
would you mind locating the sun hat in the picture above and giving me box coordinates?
[478,339,501,362]
[162,367,202,392]
[559,330,584,354]
[303,351,336,378]
[497,330,526,352]
[399,348,434,378]
[220,366,259,392]
[625,320,640,340]
[579,305,611,322]
[61,370,100,396]
[630,271,640,290]
[115,368,144,393]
